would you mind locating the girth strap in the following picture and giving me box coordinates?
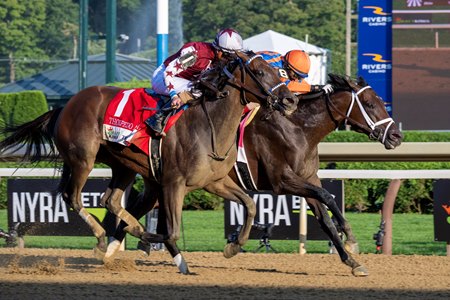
[149,137,162,183]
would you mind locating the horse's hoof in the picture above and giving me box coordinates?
[93,246,106,261]
[223,243,241,258]
[345,242,360,255]
[137,241,151,256]
[352,265,369,277]
[173,253,190,274]
[105,238,122,259]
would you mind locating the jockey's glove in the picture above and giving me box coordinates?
[322,84,334,94]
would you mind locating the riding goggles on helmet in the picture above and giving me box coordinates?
[290,68,308,79]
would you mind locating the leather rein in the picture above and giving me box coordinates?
[199,54,288,113]
[197,53,289,161]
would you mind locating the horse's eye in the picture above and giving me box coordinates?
[255,70,264,76]
[366,101,375,109]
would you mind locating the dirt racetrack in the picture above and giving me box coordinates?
[0,248,449,299]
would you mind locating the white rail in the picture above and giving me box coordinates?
[2,168,450,180]
[0,168,112,177]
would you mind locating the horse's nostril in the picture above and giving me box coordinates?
[283,97,297,105]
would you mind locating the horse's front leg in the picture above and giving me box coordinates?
[306,175,359,254]
[204,176,256,258]
[307,200,368,276]
[140,180,189,274]
[279,172,367,276]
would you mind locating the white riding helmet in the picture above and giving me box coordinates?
[212,28,243,53]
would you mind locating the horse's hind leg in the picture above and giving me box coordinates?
[204,176,256,258]
[103,167,146,240]
[61,162,107,254]
[106,177,161,257]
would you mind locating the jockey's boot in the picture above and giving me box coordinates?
[145,110,167,136]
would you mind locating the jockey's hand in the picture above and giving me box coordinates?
[171,95,182,109]
[322,84,334,94]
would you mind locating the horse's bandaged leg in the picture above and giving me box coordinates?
[173,253,189,274]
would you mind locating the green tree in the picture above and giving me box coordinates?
[0,1,47,83]
[298,0,346,73]
[37,0,79,60]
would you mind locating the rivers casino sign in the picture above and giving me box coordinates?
[358,0,393,116]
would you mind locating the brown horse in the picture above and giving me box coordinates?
[109,74,402,277]
[0,51,297,274]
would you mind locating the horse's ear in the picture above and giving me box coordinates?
[357,76,368,87]
[327,73,336,84]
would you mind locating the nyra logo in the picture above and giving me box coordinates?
[361,53,392,74]
[362,6,392,26]
[11,191,106,223]
[229,194,302,226]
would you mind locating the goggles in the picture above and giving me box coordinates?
[290,68,308,79]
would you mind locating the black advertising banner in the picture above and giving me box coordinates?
[432,180,450,242]
[7,178,117,236]
[224,180,343,241]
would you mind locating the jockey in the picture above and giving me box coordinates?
[257,50,333,95]
[145,28,244,135]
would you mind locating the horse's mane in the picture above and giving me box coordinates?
[327,73,368,92]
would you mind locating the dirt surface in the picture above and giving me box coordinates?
[0,248,449,299]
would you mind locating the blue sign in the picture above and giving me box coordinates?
[358,1,393,115]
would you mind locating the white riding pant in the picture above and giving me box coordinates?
[151,64,194,96]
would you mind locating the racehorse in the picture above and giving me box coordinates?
[227,74,402,276]
[108,73,402,277]
[0,51,297,274]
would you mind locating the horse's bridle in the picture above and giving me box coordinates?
[222,54,289,114]
[196,53,290,161]
[326,85,394,144]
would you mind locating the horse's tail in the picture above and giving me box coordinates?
[0,107,63,162]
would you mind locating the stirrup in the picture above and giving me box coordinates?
[145,115,166,136]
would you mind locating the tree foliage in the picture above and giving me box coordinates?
[182,0,348,74]
[37,0,79,59]
[0,0,356,84]
[0,1,47,83]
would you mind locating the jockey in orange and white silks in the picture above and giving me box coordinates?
[257,50,333,95]
[151,28,244,109]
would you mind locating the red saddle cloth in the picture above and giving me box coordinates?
[102,88,184,155]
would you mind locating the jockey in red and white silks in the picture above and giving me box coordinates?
[151,28,244,109]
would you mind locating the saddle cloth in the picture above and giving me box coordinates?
[102,88,186,155]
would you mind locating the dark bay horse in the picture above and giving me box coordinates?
[227,74,402,276]
[0,51,297,273]
[109,74,402,277]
